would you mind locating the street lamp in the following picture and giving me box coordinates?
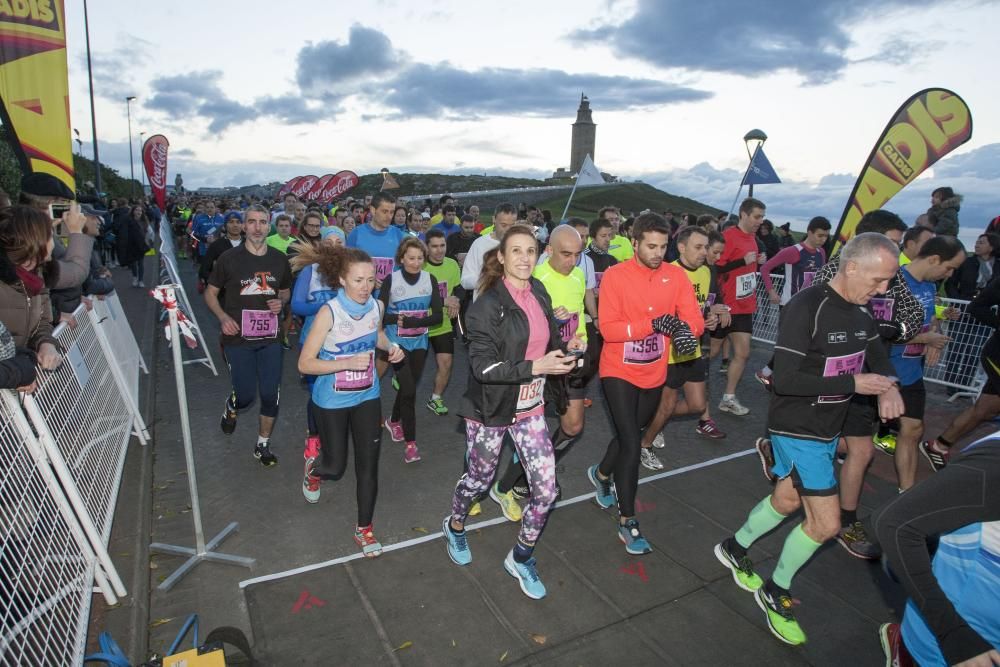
[126,96,136,199]
[743,129,767,197]
[73,128,82,156]
[139,131,146,194]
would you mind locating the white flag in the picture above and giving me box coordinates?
[575,154,605,186]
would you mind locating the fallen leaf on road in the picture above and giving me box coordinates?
[412,527,428,534]
[529,634,546,645]
[499,650,508,662]
[149,617,173,628]
[393,641,412,652]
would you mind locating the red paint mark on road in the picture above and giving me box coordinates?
[291,589,327,613]
[620,561,649,582]
[634,499,656,513]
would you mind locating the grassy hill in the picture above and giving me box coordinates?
[352,172,572,196]
[533,182,723,221]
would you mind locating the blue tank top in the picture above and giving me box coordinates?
[385,269,433,351]
[310,298,382,409]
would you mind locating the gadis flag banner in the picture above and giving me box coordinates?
[0,0,74,191]
[142,135,169,211]
[833,88,972,251]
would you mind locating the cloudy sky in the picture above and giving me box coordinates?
[65,0,998,237]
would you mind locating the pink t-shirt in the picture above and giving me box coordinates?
[505,277,548,420]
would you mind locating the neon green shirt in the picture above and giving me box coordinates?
[266,233,295,254]
[608,234,634,262]
[479,225,494,237]
[424,257,462,337]
[533,261,587,342]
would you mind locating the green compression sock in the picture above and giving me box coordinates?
[735,496,786,549]
[772,524,823,591]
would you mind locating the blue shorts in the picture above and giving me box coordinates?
[770,434,838,496]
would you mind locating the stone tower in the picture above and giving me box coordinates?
[570,93,596,174]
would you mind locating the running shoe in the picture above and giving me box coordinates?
[696,419,726,439]
[137,280,145,288]
[442,516,471,565]
[254,441,278,467]
[404,442,421,463]
[384,418,404,442]
[755,583,806,645]
[304,435,320,460]
[583,398,593,408]
[391,376,400,391]
[837,520,882,560]
[220,394,237,434]
[503,550,546,600]
[302,460,321,504]
[468,500,482,516]
[354,525,383,558]
[587,465,616,509]
[719,358,730,373]
[651,431,666,449]
[618,518,652,555]
[755,369,773,391]
[713,538,763,592]
[511,483,530,500]
[878,623,915,667]
[873,433,897,456]
[755,437,776,483]
[426,396,449,415]
[490,483,523,522]
[919,440,950,472]
[640,447,665,471]
[281,335,291,351]
[718,396,750,416]
[132,277,139,287]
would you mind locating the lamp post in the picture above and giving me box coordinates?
[83,0,102,195]
[743,129,767,198]
[73,128,82,156]
[126,96,136,199]
[139,131,146,195]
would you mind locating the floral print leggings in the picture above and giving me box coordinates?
[451,414,557,546]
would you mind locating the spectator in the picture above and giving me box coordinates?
[946,233,1000,300]
[118,204,151,288]
[0,320,37,391]
[757,219,781,260]
[777,222,795,248]
[926,186,961,236]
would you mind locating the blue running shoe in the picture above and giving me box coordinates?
[587,465,616,509]
[442,516,471,566]
[619,518,652,555]
[503,550,546,600]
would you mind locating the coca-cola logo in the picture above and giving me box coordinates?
[292,175,319,198]
[319,170,359,203]
[148,142,168,189]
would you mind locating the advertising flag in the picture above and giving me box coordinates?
[318,170,359,204]
[304,173,335,201]
[742,146,781,186]
[0,0,74,191]
[277,176,303,198]
[575,154,604,186]
[380,171,400,191]
[142,134,169,211]
[291,175,319,199]
[833,88,972,250]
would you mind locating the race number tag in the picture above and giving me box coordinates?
[595,272,605,289]
[818,350,865,403]
[736,272,756,299]
[396,310,429,337]
[373,258,394,282]
[516,376,545,413]
[870,297,895,321]
[624,333,663,365]
[704,293,717,314]
[558,312,580,342]
[241,309,278,339]
[437,281,448,299]
[334,352,375,392]
[801,271,816,290]
[903,324,931,358]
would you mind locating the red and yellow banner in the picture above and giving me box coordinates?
[0,0,74,192]
[833,88,972,250]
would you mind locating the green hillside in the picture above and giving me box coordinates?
[534,183,723,221]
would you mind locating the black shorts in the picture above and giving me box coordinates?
[430,332,455,355]
[899,380,926,421]
[665,357,708,390]
[841,394,876,438]
[710,313,753,339]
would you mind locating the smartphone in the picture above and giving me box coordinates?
[569,349,585,357]
[48,203,71,220]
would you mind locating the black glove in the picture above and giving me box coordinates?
[12,348,38,387]
[652,314,698,356]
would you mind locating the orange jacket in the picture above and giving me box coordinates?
[598,257,705,388]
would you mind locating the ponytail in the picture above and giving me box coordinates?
[290,242,371,290]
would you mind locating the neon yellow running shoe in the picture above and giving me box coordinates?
[490,483,523,522]
[873,433,897,456]
[468,500,482,517]
[755,585,807,646]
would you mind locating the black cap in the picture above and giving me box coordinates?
[779,222,791,231]
[21,173,74,200]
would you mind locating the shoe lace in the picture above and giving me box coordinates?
[766,591,797,620]
[452,530,468,551]
[849,520,868,541]
[736,555,756,575]
[520,558,539,582]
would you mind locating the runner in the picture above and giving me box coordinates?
[205,204,292,467]
[422,229,462,416]
[442,224,582,600]
[711,197,767,416]
[346,192,407,294]
[714,232,904,646]
[639,226,729,470]
[191,199,224,262]
[460,203,517,301]
[198,211,243,289]
[296,243,405,557]
[588,213,703,554]
[266,214,296,255]
[597,206,634,263]
[380,237,443,463]
[492,225,589,519]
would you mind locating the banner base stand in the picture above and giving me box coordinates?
[151,521,254,591]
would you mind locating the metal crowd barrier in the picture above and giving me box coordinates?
[158,219,217,375]
[92,292,148,406]
[750,274,990,398]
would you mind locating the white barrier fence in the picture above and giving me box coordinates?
[1,292,149,665]
[751,273,989,397]
[158,220,217,375]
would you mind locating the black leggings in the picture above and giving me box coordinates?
[391,347,428,442]
[311,398,382,527]
[599,377,664,517]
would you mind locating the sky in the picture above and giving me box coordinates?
[64,0,999,239]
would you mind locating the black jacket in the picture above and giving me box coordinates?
[945,255,1000,300]
[199,236,243,282]
[460,278,569,426]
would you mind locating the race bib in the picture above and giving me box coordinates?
[516,376,545,413]
[704,293,717,314]
[870,297,894,322]
[595,272,605,289]
[558,312,580,342]
[818,350,865,403]
[396,310,429,337]
[241,309,278,339]
[801,271,815,290]
[736,272,756,299]
[437,281,448,299]
[624,333,663,365]
[334,352,375,392]
[373,258,394,282]
[903,324,930,358]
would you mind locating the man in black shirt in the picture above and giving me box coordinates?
[714,232,905,646]
[205,204,292,467]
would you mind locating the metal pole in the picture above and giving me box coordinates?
[560,178,580,222]
[126,97,136,200]
[139,132,146,194]
[83,0,102,195]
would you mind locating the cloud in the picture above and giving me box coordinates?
[83,35,153,102]
[296,24,403,93]
[570,0,934,84]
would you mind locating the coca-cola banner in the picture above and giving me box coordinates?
[141,134,169,211]
[291,175,319,199]
[304,173,335,201]
[318,170,359,204]
[276,176,303,198]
